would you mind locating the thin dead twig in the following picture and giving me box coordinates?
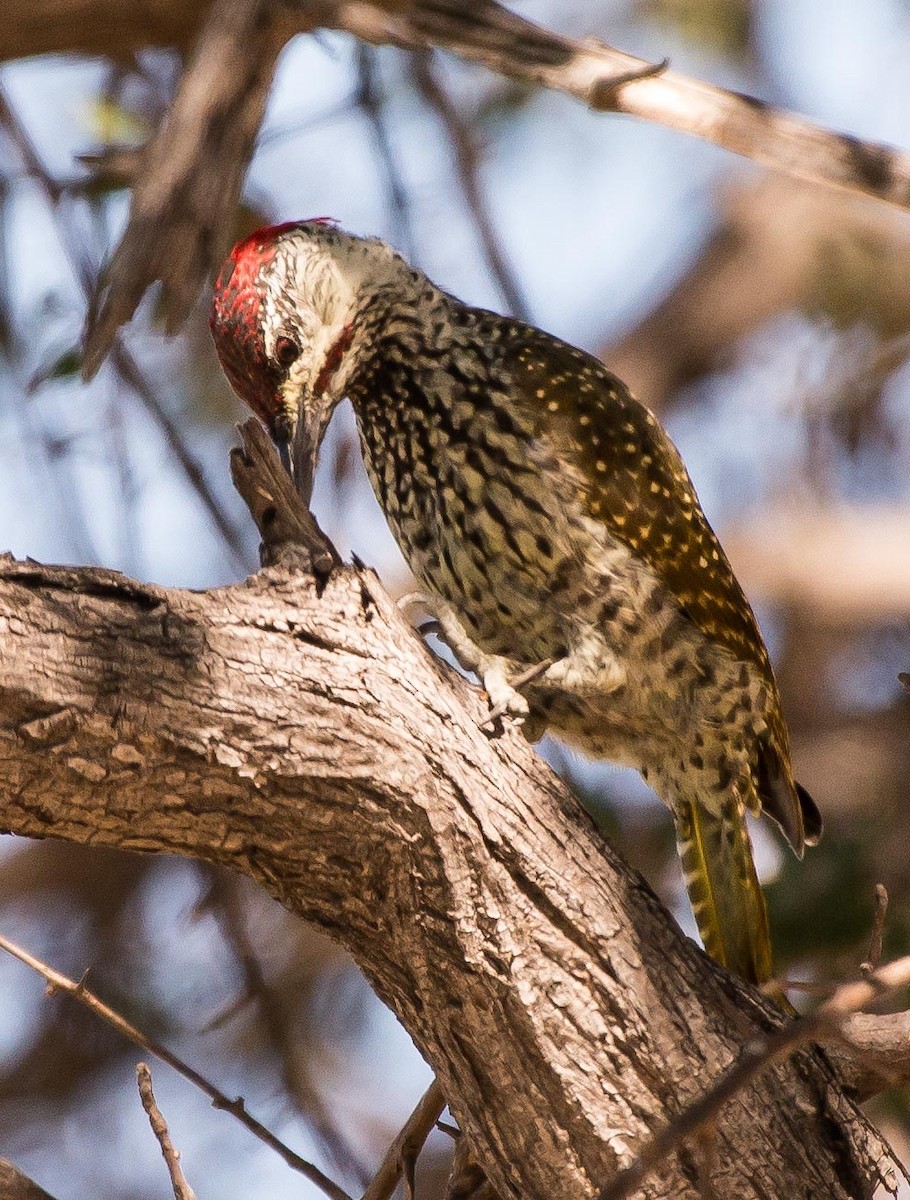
[137,1062,198,1200]
[67,0,910,379]
[199,867,367,1180]
[599,953,910,1200]
[361,1077,447,1200]
[0,932,353,1200]
[0,85,250,572]
[80,0,293,376]
[861,884,889,977]
[229,418,339,571]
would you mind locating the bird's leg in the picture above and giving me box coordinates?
[398,591,537,724]
[535,640,627,698]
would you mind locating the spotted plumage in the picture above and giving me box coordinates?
[210,220,821,986]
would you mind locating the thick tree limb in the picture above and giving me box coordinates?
[0,429,903,1199]
[602,955,910,1200]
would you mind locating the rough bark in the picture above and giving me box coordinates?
[0,534,899,1199]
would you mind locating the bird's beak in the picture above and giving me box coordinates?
[284,387,335,509]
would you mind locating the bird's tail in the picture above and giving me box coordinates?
[674,796,773,985]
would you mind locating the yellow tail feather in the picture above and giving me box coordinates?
[674,797,773,985]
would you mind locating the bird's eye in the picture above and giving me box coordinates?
[274,335,301,369]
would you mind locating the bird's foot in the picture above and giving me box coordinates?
[535,644,626,697]
[480,658,554,730]
[479,661,530,727]
[397,592,548,733]
[398,592,492,677]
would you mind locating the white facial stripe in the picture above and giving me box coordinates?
[258,228,427,411]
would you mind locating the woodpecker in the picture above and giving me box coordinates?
[210,219,821,986]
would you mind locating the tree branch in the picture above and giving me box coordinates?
[327,1,910,213]
[137,1063,199,1200]
[80,0,303,377]
[600,955,910,1200]
[362,1077,447,1200]
[0,426,902,1199]
[0,1161,59,1200]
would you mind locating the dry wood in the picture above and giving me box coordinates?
[0,1161,59,1200]
[10,2,910,377]
[362,1077,446,1200]
[137,1063,199,1200]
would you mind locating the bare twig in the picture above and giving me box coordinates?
[598,954,910,1200]
[861,884,889,977]
[137,1063,198,1200]
[200,868,367,1180]
[229,418,338,572]
[34,0,909,381]
[0,932,353,1200]
[411,51,531,322]
[80,0,293,376]
[361,1077,447,1200]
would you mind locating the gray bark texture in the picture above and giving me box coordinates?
[0,529,900,1198]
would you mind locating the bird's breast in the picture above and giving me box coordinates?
[355,391,651,662]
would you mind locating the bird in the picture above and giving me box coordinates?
[210,218,821,986]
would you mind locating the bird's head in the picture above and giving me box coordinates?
[210,219,402,499]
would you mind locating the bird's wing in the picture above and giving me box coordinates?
[492,315,820,851]
[496,318,771,676]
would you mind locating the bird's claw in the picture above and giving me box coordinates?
[396,591,552,734]
[480,657,555,731]
[480,665,531,729]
